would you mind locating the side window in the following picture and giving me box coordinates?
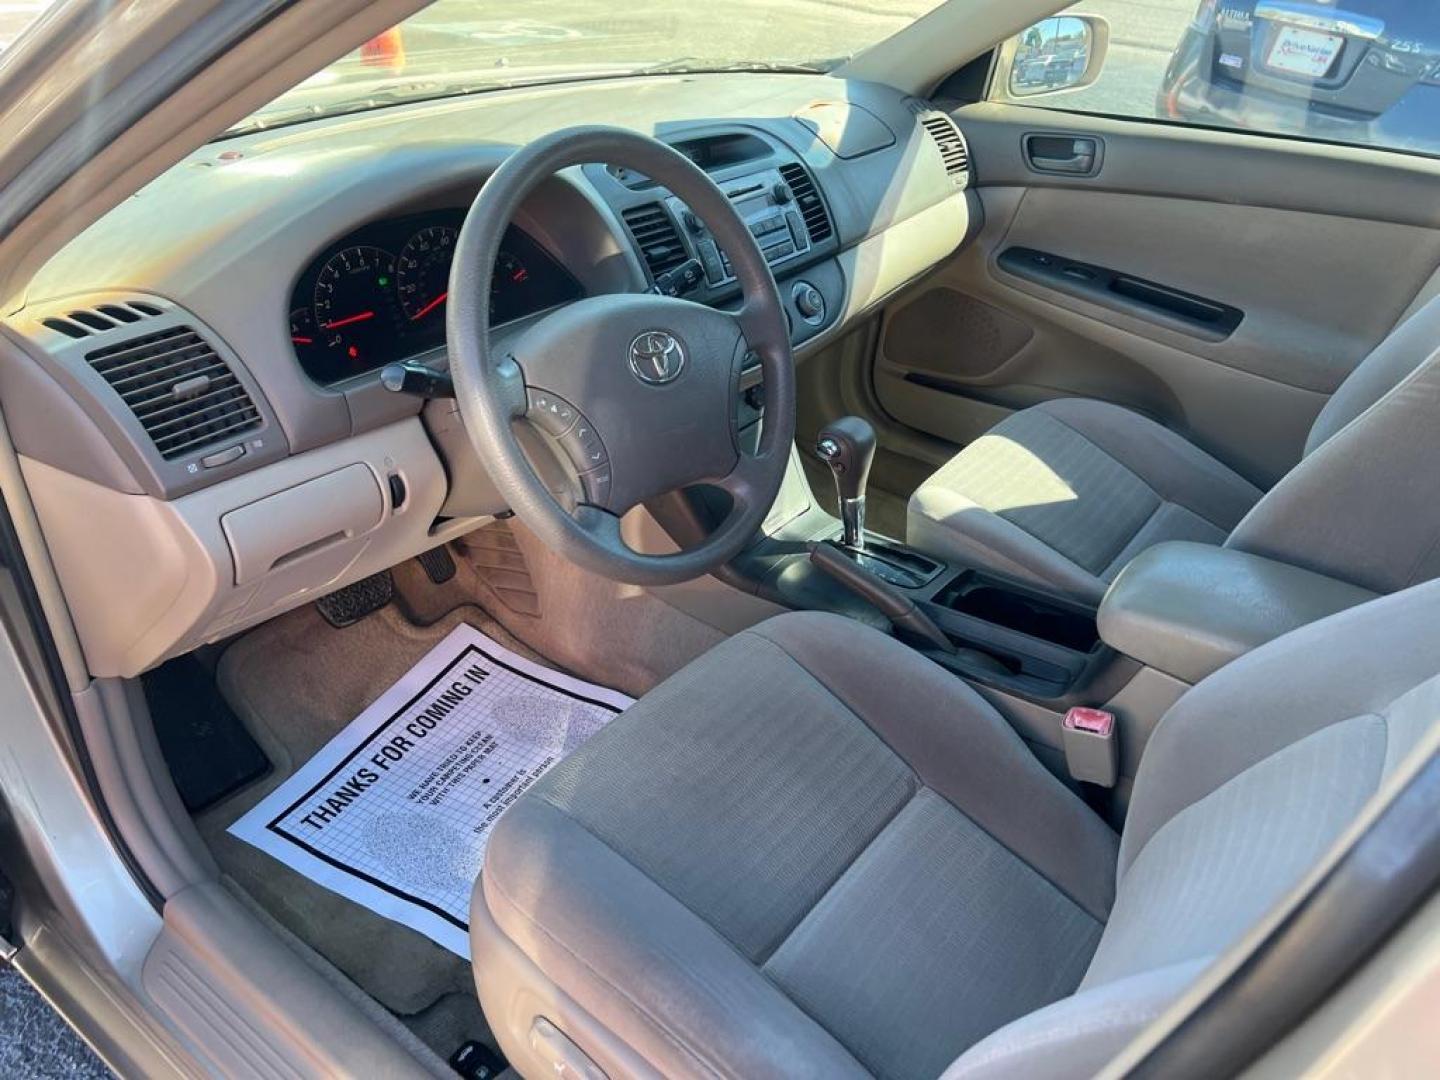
[989,1,1440,159]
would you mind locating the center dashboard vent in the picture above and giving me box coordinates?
[916,110,971,188]
[86,326,262,460]
[621,203,687,278]
[777,162,833,244]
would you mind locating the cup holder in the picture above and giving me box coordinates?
[933,574,1100,653]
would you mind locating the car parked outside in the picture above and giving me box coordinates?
[1159,0,1440,154]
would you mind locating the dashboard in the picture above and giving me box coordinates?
[7,72,977,677]
[289,212,582,385]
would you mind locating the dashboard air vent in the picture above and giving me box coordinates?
[778,162,833,244]
[42,299,162,340]
[918,113,970,187]
[621,203,687,278]
[86,326,261,460]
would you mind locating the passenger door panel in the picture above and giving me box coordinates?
[874,103,1440,487]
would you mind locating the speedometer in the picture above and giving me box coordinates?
[312,245,401,365]
[290,214,582,387]
[397,226,458,323]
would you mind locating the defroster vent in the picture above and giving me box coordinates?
[86,326,261,460]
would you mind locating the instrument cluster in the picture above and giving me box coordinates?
[288,210,582,385]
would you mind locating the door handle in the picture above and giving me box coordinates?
[1034,149,1093,172]
[1023,134,1102,176]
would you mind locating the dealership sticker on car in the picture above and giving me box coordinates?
[228,623,632,958]
[1265,25,1343,78]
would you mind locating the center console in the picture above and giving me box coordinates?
[657,413,1133,713]
[581,128,844,351]
[649,414,1150,808]
[660,164,821,292]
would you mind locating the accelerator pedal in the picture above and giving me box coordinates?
[417,545,457,584]
[315,570,394,628]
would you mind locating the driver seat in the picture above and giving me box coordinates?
[472,585,1440,1078]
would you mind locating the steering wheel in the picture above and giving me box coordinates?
[446,127,795,586]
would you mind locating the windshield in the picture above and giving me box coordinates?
[229,0,948,134]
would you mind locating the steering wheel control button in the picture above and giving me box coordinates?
[579,466,612,506]
[561,420,608,470]
[526,389,578,435]
[627,330,686,385]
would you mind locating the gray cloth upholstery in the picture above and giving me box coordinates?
[764,789,1102,1080]
[475,581,1440,1078]
[1302,293,1440,453]
[1225,323,1440,593]
[908,296,1440,602]
[477,611,1118,1079]
[907,399,1261,604]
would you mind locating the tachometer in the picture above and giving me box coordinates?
[312,245,401,364]
[397,226,458,323]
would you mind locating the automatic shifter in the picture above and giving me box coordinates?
[815,416,876,550]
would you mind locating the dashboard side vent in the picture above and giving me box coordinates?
[918,113,970,187]
[42,299,163,340]
[86,326,261,460]
[778,162,833,244]
[621,203,687,278]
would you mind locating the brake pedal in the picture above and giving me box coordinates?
[417,545,457,584]
[315,570,394,628]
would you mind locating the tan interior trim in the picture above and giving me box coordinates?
[0,398,89,691]
[22,419,487,678]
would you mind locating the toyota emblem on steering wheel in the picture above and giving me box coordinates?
[628,330,686,385]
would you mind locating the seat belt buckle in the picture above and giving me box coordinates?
[1062,707,1118,788]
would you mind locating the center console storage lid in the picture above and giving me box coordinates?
[1098,541,1378,684]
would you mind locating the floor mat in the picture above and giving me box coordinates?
[199,603,539,1016]
[228,621,631,957]
[143,656,271,813]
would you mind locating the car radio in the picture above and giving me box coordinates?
[664,165,814,287]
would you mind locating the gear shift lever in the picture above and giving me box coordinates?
[815,416,876,551]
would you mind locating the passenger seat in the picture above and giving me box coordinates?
[908,296,1440,604]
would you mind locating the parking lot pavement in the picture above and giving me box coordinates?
[0,967,111,1079]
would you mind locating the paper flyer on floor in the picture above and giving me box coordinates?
[229,623,633,958]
